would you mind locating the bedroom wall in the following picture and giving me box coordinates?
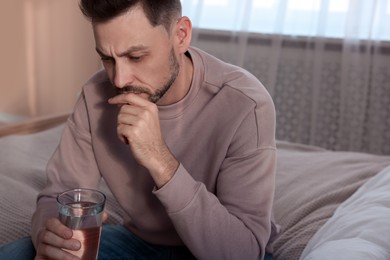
[0,1,30,117]
[0,0,101,120]
[191,30,390,154]
[1,2,388,154]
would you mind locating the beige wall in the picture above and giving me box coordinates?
[0,0,101,118]
[1,1,29,116]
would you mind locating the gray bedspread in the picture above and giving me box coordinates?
[0,125,124,245]
[1,124,389,260]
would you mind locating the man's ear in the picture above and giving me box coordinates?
[174,16,192,53]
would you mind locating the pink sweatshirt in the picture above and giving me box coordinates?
[32,47,278,259]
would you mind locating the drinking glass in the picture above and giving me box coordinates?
[57,188,106,260]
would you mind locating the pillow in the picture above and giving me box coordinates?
[300,166,390,260]
[272,141,390,260]
[301,239,389,259]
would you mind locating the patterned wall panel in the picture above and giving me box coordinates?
[193,31,390,155]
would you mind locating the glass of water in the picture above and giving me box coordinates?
[57,188,106,260]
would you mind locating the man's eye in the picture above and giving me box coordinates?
[130,55,143,61]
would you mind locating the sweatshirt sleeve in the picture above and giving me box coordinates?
[154,98,277,260]
[31,93,101,248]
[154,149,276,260]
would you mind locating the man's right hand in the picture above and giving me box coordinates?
[34,218,81,260]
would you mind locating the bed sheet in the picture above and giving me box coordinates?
[272,141,390,260]
[300,165,390,259]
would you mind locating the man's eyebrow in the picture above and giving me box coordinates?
[95,48,108,57]
[95,45,149,58]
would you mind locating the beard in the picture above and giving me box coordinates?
[115,48,180,103]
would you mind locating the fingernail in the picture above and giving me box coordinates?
[72,241,81,250]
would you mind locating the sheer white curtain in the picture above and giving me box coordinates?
[182,0,390,155]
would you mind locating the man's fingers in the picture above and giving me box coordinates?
[40,229,80,251]
[108,93,151,106]
[42,218,81,251]
[45,218,73,239]
[36,228,81,260]
[36,243,80,260]
[103,212,109,223]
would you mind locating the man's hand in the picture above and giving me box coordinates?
[35,212,108,260]
[34,218,81,260]
[108,93,179,188]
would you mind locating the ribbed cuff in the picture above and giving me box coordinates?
[153,163,201,214]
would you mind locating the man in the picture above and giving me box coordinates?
[1,0,278,259]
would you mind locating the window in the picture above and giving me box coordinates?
[181,0,390,40]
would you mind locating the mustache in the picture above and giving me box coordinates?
[115,86,151,96]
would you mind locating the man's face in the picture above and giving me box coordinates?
[93,6,179,103]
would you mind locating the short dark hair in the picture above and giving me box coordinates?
[79,0,182,31]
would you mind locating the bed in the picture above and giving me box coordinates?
[1,114,389,259]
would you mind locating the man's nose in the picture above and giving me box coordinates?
[113,62,135,88]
